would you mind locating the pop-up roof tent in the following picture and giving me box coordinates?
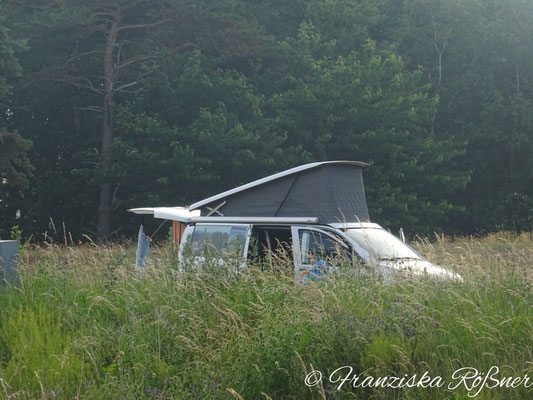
[188,161,370,224]
[129,161,370,224]
[128,161,370,266]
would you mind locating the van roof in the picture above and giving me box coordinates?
[189,160,368,213]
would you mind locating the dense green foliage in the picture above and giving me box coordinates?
[1,0,533,239]
[0,235,532,398]
[0,6,32,216]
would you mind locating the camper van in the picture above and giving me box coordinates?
[129,161,461,281]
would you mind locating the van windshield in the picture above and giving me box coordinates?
[346,228,421,261]
[190,224,249,257]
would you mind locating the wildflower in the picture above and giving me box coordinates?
[404,328,417,337]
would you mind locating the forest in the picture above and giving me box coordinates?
[1,0,532,241]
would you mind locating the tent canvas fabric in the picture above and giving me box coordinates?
[192,162,370,224]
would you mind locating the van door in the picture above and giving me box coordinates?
[291,226,350,280]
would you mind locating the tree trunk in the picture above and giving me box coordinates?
[97,7,121,241]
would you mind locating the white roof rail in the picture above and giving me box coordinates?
[190,216,318,224]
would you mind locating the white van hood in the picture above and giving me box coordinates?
[378,259,463,282]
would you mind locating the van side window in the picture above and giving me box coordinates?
[190,225,248,257]
[249,226,293,266]
[298,230,344,264]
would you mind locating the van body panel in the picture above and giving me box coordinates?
[176,221,462,282]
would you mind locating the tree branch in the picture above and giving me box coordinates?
[117,16,175,32]
[170,42,199,54]
[52,77,104,95]
[117,55,161,71]
[84,23,112,34]
[92,11,115,18]
[65,50,105,67]
[113,81,138,93]
[78,106,104,113]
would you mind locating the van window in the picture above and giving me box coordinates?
[249,226,293,268]
[298,230,345,264]
[190,224,249,257]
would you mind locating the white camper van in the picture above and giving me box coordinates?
[129,161,461,281]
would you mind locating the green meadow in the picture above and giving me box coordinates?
[0,234,532,399]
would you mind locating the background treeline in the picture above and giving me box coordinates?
[1,0,532,241]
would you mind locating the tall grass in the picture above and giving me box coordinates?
[0,234,532,399]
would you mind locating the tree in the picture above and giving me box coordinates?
[384,0,533,232]
[111,50,288,214]
[51,0,181,240]
[0,9,32,237]
[267,24,468,233]
[8,0,202,239]
[3,0,533,239]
